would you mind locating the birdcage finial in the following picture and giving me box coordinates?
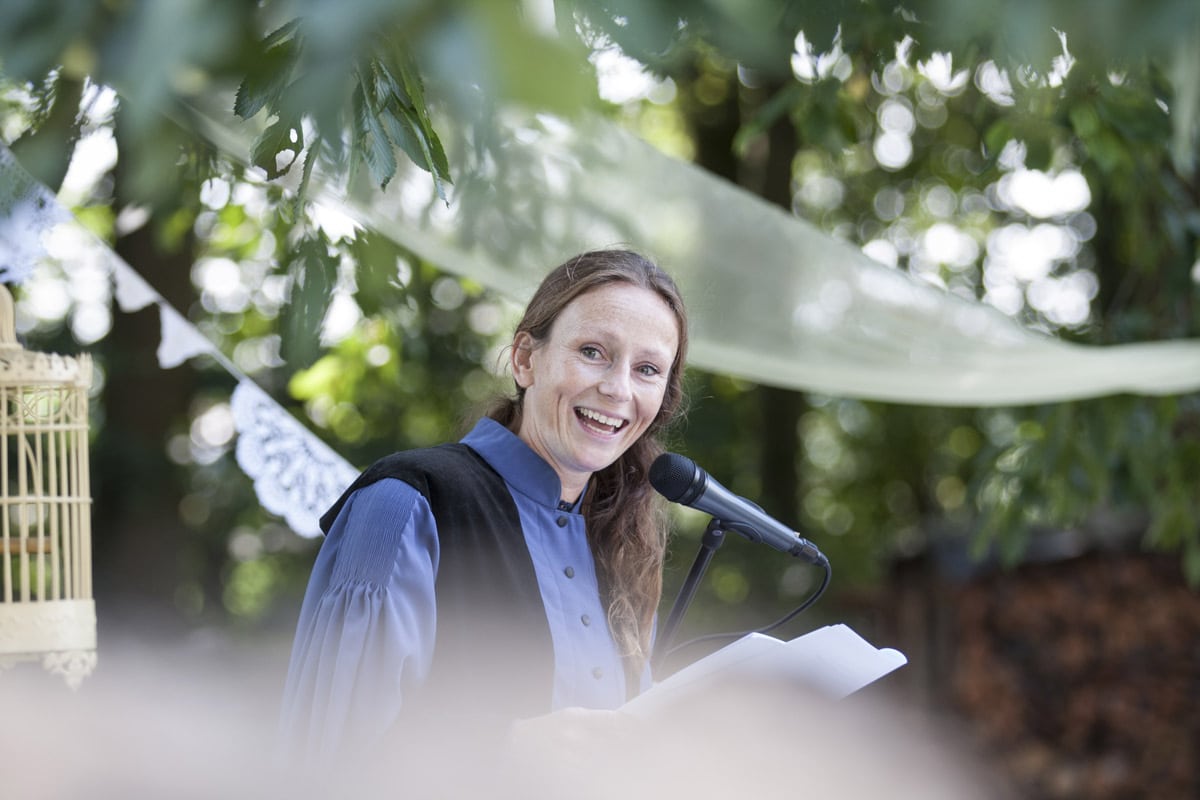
[0,283,22,352]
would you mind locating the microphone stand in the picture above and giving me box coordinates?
[652,518,726,675]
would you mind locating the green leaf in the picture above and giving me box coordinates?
[374,58,412,108]
[261,18,301,50]
[352,81,398,190]
[293,133,321,218]
[380,107,450,203]
[234,20,303,119]
[288,354,344,400]
[350,234,404,317]
[1023,135,1052,171]
[1184,542,1200,587]
[1068,101,1101,139]
[281,236,337,369]
[389,55,452,196]
[391,49,430,119]
[379,108,423,167]
[982,119,1013,159]
[734,83,803,158]
[250,116,302,179]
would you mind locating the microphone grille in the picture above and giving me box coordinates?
[648,452,697,502]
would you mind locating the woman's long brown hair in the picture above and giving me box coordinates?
[487,250,689,678]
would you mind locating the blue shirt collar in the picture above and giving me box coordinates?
[462,417,585,511]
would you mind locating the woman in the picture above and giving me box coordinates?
[279,249,688,762]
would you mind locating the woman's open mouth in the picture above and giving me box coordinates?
[575,407,627,435]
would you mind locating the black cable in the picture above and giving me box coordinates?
[661,556,831,663]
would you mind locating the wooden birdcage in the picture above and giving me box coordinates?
[0,285,95,688]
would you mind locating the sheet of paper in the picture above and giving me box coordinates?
[624,624,906,717]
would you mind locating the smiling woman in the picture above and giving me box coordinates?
[510,282,680,499]
[278,249,689,767]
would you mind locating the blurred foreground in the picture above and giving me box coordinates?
[3,627,1013,799]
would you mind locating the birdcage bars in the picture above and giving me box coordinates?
[0,286,95,688]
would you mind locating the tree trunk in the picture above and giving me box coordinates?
[752,98,805,523]
[682,69,806,522]
[91,131,199,631]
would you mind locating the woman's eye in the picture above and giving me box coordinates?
[638,364,662,377]
[580,346,601,359]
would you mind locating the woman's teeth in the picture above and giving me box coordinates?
[577,408,624,432]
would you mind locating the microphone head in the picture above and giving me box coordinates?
[649,452,701,502]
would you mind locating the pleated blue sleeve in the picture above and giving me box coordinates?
[277,478,440,761]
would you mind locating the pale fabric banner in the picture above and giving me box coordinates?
[183,98,1200,406]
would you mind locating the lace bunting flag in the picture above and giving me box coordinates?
[0,145,72,285]
[231,380,359,537]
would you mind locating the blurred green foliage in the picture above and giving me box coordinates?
[1,0,1197,634]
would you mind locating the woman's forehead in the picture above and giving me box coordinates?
[554,285,679,353]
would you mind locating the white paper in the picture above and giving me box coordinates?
[624,624,907,717]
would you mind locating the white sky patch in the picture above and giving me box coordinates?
[997,140,1026,171]
[200,177,232,210]
[987,223,1079,282]
[917,52,969,95]
[921,223,979,269]
[79,82,118,125]
[975,61,1014,106]
[981,210,1096,329]
[114,204,150,236]
[59,127,117,207]
[1048,29,1076,88]
[190,401,236,464]
[1027,271,1095,326]
[878,98,916,136]
[921,184,957,218]
[997,168,1091,219]
[231,181,270,219]
[71,303,112,344]
[874,130,912,170]
[591,45,673,105]
[320,291,362,345]
[194,256,251,314]
[21,271,72,321]
[791,30,852,84]
[796,173,845,211]
[874,95,916,171]
[308,201,361,243]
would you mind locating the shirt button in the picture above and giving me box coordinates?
[592,667,604,680]
[580,614,591,626]
[556,515,568,527]
[563,566,575,579]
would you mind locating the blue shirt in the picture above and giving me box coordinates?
[279,418,632,760]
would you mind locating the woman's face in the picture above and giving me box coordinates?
[512,283,680,501]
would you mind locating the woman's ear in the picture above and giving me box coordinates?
[511,332,536,389]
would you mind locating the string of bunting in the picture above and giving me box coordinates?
[0,142,356,537]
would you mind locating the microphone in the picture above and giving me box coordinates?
[649,452,828,566]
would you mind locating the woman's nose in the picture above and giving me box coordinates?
[598,367,633,400]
